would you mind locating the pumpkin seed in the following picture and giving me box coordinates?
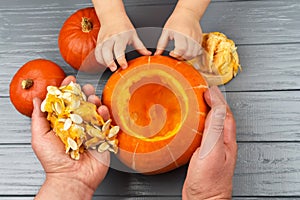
[108,126,120,138]
[61,92,72,101]
[70,150,80,160]
[40,99,47,112]
[67,137,78,151]
[102,119,112,133]
[54,101,62,114]
[58,118,67,122]
[70,100,80,110]
[47,86,61,96]
[63,118,72,130]
[86,125,105,139]
[85,137,103,149]
[70,113,83,124]
[97,142,110,152]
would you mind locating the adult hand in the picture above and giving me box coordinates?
[182,86,238,200]
[94,4,151,71]
[155,6,203,60]
[32,76,110,200]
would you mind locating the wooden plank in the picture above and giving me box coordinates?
[0,143,299,196]
[226,91,300,142]
[225,43,300,91]
[1,42,300,96]
[0,197,297,200]
[1,0,299,47]
[1,90,299,144]
[0,197,298,200]
[1,1,300,95]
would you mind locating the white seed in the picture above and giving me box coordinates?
[70,100,80,110]
[58,118,67,122]
[107,140,116,146]
[108,126,120,138]
[73,124,85,132]
[67,137,78,151]
[65,145,71,153]
[85,137,103,149]
[70,113,83,124]
[102,119,112,133]
[47,86,61,96]
[63,118,72,130]
[40,99,47,112]
[61,92,72,100]
[97,142,110,152]
[70,150,80,160]
[93,125,101,131]
[86,126,105,139]
[54,101,62,114]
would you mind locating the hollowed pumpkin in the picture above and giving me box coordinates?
[102,56,209,174]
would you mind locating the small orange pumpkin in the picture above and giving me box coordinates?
[58,7,101,72]
[103,56,209,174]
[9,59,65,117]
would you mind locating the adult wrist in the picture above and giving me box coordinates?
[182,186,232,200]
[35,175,95,200]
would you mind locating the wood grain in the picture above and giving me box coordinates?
[1,1,300,95]
[1,0,300,198]
[0,143,299,196]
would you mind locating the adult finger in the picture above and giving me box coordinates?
[82,84,95,97]
[154,29,170,55]
[87,95,102,107]
[61,75,76,86]
[198,86,227,159]
[97,105,110,122]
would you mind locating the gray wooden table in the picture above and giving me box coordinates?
[1,0,300,199]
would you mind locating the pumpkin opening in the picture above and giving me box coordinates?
[128,83,181,140]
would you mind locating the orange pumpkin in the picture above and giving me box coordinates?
[102,56,209,174]
[58,7,101,72]
[9,59,65,117]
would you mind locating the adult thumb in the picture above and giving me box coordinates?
[198,86,227,159]
[31,97,50,140]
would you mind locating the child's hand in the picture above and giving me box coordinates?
[155,6,203,60]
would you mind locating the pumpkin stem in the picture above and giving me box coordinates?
[21,79,34,89]
[81,17,93,33]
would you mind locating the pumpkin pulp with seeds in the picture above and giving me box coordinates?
[41,82,120,160]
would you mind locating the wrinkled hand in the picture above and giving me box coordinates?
[182,86,238,200]
[155,7,203,60]
[95,12,151,71]
[32,76,110,200]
